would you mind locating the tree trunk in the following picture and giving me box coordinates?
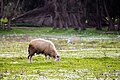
[14,0,21,12]
[0,0,4,29]
[103,0,115,31]
[108,18,115,31]
[96,0,102,30]
[118,16,120,31]
[7,18,11,30]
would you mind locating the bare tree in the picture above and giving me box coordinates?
[14,0,87,30]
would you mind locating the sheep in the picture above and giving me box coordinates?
[28,38,60,62]
[67,36,81,44]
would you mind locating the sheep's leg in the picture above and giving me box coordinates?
[29,56,32,63]
[48,56,50,60]
[28,55,30,59]
[28,55,30,62]
[28,55,32,63]
[44,54,47,61]
[28,53,34,63]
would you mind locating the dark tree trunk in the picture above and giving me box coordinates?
[7,18,11,30]
[14,0,21,12]
[108,19,115,31]
[96,0,102,30]
[118,16,120,31]
[103,0,115,31]
[80,0,87,30]
[0,0,4,29]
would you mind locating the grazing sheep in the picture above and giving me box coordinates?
[67,36,81,44]
[28,38,60,62]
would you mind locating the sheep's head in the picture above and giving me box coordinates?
[54,55,60,61]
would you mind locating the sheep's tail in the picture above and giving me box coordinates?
[28,44,33,59]
[28,44,31,54]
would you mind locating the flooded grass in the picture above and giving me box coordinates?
[0,27,120,80]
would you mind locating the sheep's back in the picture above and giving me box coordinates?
[29,39,52,52]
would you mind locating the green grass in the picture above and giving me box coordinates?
[0,27,120,80]
[0,27,77,36]
[0,57,120,80]
[0,27,119,37]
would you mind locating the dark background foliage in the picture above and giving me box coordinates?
[0,0,120,31]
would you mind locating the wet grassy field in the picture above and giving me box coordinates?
[0,27,120,80]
